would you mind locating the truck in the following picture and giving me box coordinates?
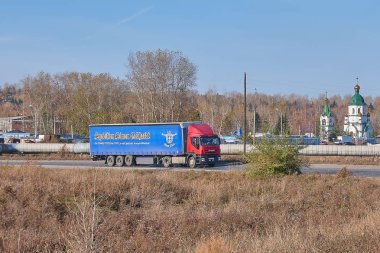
[89,122,221,168]
[335,136,353,145]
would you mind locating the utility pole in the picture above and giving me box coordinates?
[29,105,37,141]
[53,116,56,135]
[276,108,283,136]
[22,102,25,132]
[253,107,256,145]
[35,111,38,140]
[253,88,257,145]
[243,72,247,154]
[314,116,317,137]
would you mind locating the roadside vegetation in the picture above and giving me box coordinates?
[0,164,379,252]
[245,138,308,177]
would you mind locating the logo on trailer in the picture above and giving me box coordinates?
[162,131,177,147]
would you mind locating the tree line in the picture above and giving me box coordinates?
[0,49,379,137]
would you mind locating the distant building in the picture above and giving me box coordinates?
[319,93,335,142]
[220,135,240,144]
[0,116,26,132]
[1,130,31,140]
[343,82,373,141]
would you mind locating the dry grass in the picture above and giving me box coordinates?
[0,164,379,252]
[337,167,352,178]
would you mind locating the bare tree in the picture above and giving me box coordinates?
[127,49,197,123]
[19,72,129,135]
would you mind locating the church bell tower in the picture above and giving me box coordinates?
[320,92,335,142]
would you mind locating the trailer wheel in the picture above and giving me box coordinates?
[115,155,124,167]
[162,156,172,168]
[106,155,115,167]
[125,155,135,166]
[187,156,196,168]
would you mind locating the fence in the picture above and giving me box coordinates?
[300,145,380,156]
[0,143,89,154]
[220,144,380,156]
[1,143,380,156]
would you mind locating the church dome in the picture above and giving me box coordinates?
[349,84,366,106]
[322,97,332,117]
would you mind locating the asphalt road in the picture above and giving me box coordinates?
[1,159,380,178]
[302,164,380,178]
[0,159,244,172]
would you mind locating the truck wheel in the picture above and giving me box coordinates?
[125,155,135,167]
[187,156,196,168]
[209,163,215,167]
[162,156,172,168]
[115,155,124,167]
[106,156,115,167]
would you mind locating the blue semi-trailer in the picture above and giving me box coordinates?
[89,122,221,168]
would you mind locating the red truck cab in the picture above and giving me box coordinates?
[186,124,221,167]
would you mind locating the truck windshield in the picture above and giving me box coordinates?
[200,137,220,146]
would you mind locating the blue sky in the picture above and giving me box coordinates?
[1,0,379,96]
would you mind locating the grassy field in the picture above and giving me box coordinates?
[0,164,379,252]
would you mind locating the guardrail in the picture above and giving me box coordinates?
[220,144,254,154]
[1,143,380,156]
[220,144,380,156]
[300,145,380,156]
[0,143,89,154]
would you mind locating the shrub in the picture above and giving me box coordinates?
[337,167,351,178]
[245,137,308,177]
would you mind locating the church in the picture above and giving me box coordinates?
[319,94,334,142]
[343,82,373,141]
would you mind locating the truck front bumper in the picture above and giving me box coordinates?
[198,155,220,165]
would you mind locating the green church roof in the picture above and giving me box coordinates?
[322,98,332,117]
[349,84,366,106]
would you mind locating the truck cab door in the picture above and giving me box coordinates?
[189,137,200,153]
